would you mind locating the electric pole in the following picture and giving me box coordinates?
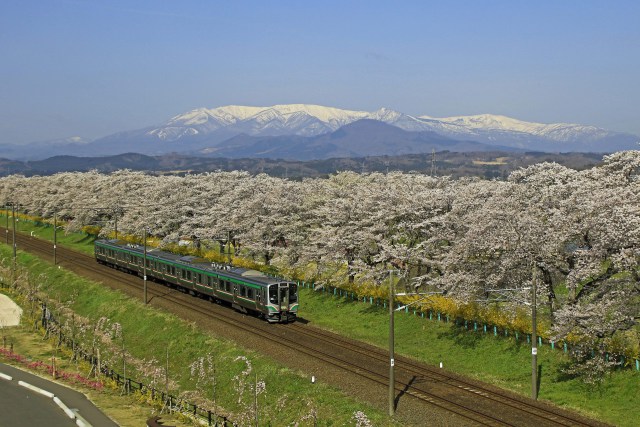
[430,148,436,177]
[143,228,148,304]
[5,204,8,244]
[531,265,538,400]
[53,211,57,265]
[12,203,16,263]
[388,270,395,416]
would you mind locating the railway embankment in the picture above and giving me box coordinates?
[0,244,394,426]
[1,219,638,426]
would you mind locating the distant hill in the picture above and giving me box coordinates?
[0,151,605,180]
[199,120,513,160]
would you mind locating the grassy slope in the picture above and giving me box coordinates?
[0,245,390,426]
[300,289,639,426]
[0,316,193,427]
[3,216,639,426]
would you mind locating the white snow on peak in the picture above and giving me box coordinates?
[265,104,369,123]
[146,103,625,145]
[423,114,556,134]
[418,113,613,142]
[149,104,375,140]
[171,104,369,126]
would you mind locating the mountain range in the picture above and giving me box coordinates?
[1,104,638,160]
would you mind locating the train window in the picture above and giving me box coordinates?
[269,286,278,304]
[187,270,191,280]
[247,288,254,299]
[240,286,246,297]
[289,283,298,302]
[226,282,232,292]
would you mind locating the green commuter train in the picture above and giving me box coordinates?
[94,239,298,323]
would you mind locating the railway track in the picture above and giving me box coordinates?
[3,229,609,427]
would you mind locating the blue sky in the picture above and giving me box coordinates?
[1,0,639,144]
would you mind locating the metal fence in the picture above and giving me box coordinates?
[299,280,640,371]
[38,302,233,427]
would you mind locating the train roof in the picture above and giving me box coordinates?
[95,239,286,286]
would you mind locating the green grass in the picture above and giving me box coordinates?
[3,217,639,426]
[0,312,193,427]
[299,288,639,426]
[0,246,391,426]
[1,214,96,256]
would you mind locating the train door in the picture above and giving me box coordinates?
[278,283,289,312]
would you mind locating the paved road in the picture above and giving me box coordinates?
[0,362,118,427]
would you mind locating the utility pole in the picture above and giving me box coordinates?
[531,265,538,400]
[143,228,148,304]
[12,203,16,263]
[5,204,8,244]
[388,270,395,417]
[114,206,118,240]
[53,211,57,265]
[430,149,437,177]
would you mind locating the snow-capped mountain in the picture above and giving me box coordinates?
[136,104,636,153]
[3,104,637,161]
[417,114,622,147]
[146,104,371,141]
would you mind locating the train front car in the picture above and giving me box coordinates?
[266,281,298,323]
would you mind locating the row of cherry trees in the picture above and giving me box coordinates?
[1,151,638,356]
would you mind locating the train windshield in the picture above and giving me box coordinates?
[269,285,278,304]
[289,283,298,303]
